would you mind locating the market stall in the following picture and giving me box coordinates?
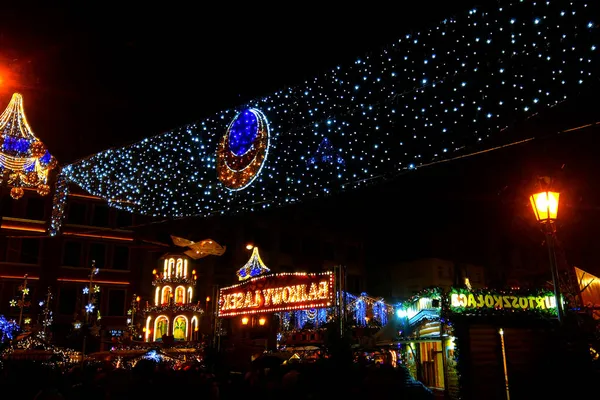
[395,287,559,400]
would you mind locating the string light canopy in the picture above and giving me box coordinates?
[57,1,598,225]
[0,93,56,199]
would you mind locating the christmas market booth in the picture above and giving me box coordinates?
[217,248,394,364]
[2,332,81,366]
[395,286,561,400]
[143,253,203,343]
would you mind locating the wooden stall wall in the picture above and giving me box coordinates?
[459,322,557,400]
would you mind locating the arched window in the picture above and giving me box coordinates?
[161,286,172,304]
[153,315,169,341]
[145,316,152,342]
[191,316,199,337]
[154,287,160,306]
[163,258,168,277]
[175,286,185,304]
[168,258,175,278]
[184,259,188,278]
[176,258,184,278]
[187,287,193,304]
[173,315,188,341]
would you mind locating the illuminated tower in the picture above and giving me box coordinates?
[143,254,202,342]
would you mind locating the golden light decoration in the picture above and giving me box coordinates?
[216,108,270,191]
[236,246,270,281]
[170,235,227,260]
[0,93,56,199]
[10,187,23,200]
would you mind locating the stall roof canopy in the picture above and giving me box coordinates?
[575,267,600,319]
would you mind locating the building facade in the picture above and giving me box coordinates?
[0,185,157,345]
[388,258,485,300]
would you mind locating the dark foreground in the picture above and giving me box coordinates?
[2,360,434,400]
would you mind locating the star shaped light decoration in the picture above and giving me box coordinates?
[82,287,89,294]
[171,235,226,260]
[9,299,16,307]
[0,93,57,199]
[85,303,95,313]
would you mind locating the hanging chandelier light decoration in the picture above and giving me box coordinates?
[0,93,57,199]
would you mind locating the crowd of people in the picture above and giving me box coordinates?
[1,358,434,400]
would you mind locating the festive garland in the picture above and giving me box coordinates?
[1,334,79,367]
[402,286,443,308]
[152,277,195,285]
[143,304,204,314]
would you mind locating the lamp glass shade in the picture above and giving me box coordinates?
[530,191,560,222]
[241,317,249,325]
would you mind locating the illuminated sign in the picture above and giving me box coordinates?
[448,289,557,315]
[218,272,335,317]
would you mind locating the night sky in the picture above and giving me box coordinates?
[1,1,483,162]
[1,1,599,278]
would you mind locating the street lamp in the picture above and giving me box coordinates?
[529,189,563,323]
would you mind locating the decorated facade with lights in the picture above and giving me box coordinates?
[218,248,393,344]
[143,254,203,342]
[395,286,559,399]
[0,93,56,200]
[50,0,597,232]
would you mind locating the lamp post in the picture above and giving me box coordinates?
[529,189,563,323]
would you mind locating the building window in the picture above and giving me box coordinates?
[89,243,106,268]
[20,239,40,264]
[116,211,132,228]
[63,242,82,267]
[112,246,129,270]
[25,197,45,220]
[67,202,87,225]
[108,289,126,316]
[0,237,7,262]
[92,204,109,227]
[0,195,14,217]
[438,266,452,279]
[58,287,77,315]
